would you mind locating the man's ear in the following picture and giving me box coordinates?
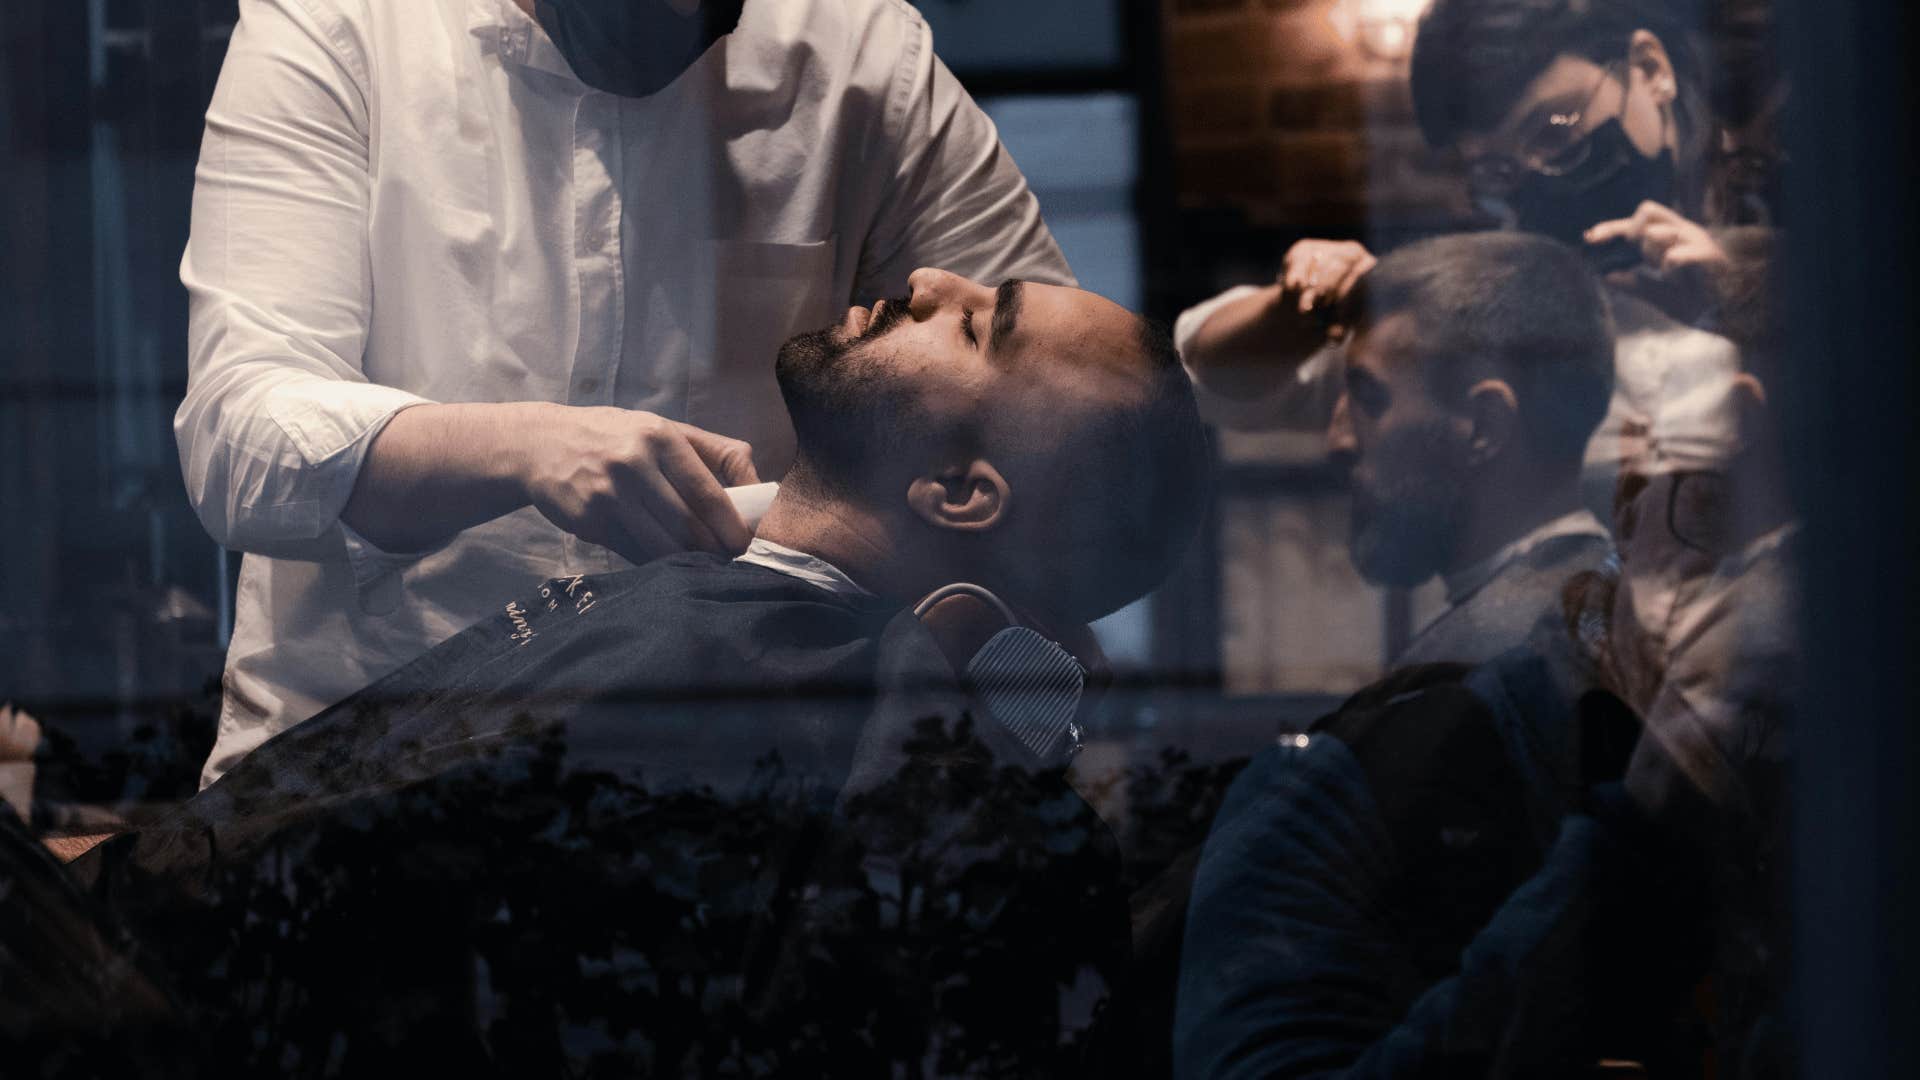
[1628,28,1679,105]
[907,460,1010,532]
[1463,379,1520,467]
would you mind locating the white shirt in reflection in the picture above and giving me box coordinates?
[176,0,1072,785]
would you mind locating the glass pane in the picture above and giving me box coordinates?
[918,0,1125,73]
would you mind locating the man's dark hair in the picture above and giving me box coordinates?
[783,306,1211,624]
[1344,232,1614,467]
[1029,320,1213,622]
[1409,0,1707,149]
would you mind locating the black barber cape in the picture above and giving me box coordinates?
[60,555,1129,1077]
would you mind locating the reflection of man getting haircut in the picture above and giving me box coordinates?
[1176,0,1755,523]
[50,272,1210,1075]
[1125,236,1620,1075]
[1174,235,1706,1078]
[1176,366,1796,1080]
[1328,233,1615,665]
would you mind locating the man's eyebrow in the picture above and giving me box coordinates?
[989,279,1024,355]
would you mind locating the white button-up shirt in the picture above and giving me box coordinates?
[176,0,1072,785]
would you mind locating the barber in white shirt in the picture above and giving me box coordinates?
[176,0,1074,785]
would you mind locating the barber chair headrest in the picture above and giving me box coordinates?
[911,584,1105,768]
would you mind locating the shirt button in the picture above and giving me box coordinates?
[576,377,601,395]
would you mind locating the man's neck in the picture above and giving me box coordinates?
[1442,476,1587,580]
[512,0,536,17]
[754,479,923,605]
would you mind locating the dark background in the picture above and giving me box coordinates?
[2,1,1914,1069]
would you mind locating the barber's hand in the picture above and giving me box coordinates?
[1183,240,1372,401]
[1586,201,1729,278]
[1280,238,1376,329]
[521,405,760,565]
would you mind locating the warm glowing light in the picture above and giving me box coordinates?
[1337,0,1431,62]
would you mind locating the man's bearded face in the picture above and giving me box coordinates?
[1347,414,1472,588]
[774,295,919,487]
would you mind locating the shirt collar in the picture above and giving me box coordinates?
[472,0,581,83]
[1441,508,1611,606]
[734,538,873,598]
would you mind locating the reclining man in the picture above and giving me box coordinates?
[44,271,1211,1076]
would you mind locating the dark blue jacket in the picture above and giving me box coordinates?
[1175,647,1704,1079]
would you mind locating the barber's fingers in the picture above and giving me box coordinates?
[655,425,755,555]
[1281,241,1331,296]
[1584,200,1682,246]
[1587,203,1727,275]
[680,423,760,487]
[1282,240,1373,314]
[1583,213,1649,248]
[1584,218,1636,245]
[596,508,684,568]
[1655,227,1730,273]
[617,451,728,556]
[1280,245,1313,293]
[1640,222,1684,263]
[1331,248,1377,302]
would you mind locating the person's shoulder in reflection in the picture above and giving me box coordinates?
[66,269,1211,1076]
[1329,231,1616,666]
[1572,347,1799,1078]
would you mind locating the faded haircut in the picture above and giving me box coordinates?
[1343,231,1615,467]
[1024,318,1213,623]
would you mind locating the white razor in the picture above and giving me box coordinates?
[724,482,780,532]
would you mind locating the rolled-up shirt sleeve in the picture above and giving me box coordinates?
[1173,284,1344,432]
[174,0,430,563]
[852,12,1074,296]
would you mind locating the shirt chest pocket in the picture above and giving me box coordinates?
[686,237,840,479]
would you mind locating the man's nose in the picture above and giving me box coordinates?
[1326,391,1359,464]
[907,267,987,319]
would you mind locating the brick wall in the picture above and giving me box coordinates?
[1161,2,1465,696]
[1162,0,1468,230]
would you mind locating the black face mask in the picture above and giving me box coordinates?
[1507,117,1678,272]
[534,0,745,98]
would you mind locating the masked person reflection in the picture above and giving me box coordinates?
[1568,347,1799,1079]
[58,272,1212,1075]
[1177,0,1780,522]
[175,0,1074,787]
[1127,236,1618,1078]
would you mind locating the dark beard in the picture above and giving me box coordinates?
[774,297,916,490]
[1347,420,1471,588]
